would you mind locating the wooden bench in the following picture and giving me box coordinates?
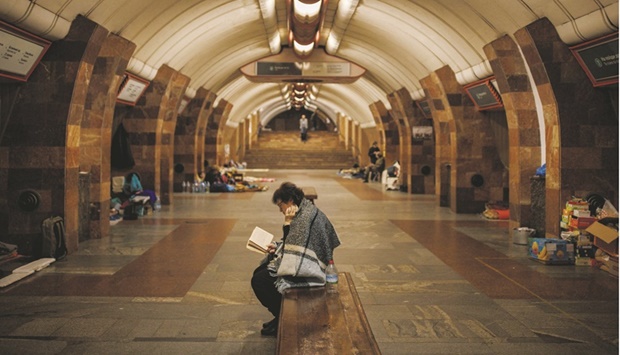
[301,186,318,204]
[277,272,381,355]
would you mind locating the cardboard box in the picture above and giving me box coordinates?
[566,200,589,212]
[587,218,619,257]
[569,216,597,230]
[575,244,595,258]
[528,238,575,265]
[572,209,591,218]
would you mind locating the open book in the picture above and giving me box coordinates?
[247,226,274,254]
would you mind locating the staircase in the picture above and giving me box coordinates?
[243,130,356,169]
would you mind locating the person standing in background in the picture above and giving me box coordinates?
[300,114,309,142]
[368,141,380,164]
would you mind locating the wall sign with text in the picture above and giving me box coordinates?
[464,78,503,111]
[571,32,618,87]
[256,61,351,77]
[117,73,150,106]
[412,126,433,140]
[0,20,51,81]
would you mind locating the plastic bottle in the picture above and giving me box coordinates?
[206,181,210,193]
[325,260,338,293]
[154,199,161,212]
[182,181,187,193]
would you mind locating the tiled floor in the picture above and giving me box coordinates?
[0,169,617,354]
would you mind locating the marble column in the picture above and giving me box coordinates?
[160,69,190,205]
[203,98,222,167]
[0,15,108,254]
[387,88,414,192]
[515,18,618,238]
[368,101,388,165]
[214,100,233,166]
[407,101,435,195]
[421,66,505,213]
[174,94,200,191]
[421,74,453,207]
[120,65,188,206]
[80,33,135,240]
[484,34,542,234]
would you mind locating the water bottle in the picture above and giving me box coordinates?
[326,260,338,293]
[154,199,161,212]
[182,181,187,193]
[206,181,210,193]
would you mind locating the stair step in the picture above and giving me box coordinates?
[244,130,355,170]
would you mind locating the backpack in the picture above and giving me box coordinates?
[40,216,68,260]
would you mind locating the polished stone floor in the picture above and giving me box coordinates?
[0,169,617,354]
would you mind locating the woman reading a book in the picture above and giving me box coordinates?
[251,182,341,336]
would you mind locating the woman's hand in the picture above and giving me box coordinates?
[267,242,277,254]
[283,205,298,225]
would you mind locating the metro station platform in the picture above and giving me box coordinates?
[0,170,617,354]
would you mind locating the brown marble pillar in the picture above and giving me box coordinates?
[421,76,453,207]
[382,109,400,164]
[213,100,233,166]
[368,101,388,165]
[407,101,436,195]
[196,90,216,172]
[0,15,108,254]
[370,100,397,162]
[80,34,135,240]
[422,66,505,213]
[121,65,188,206]
[515,18,618,238]
[204,99,222,167]
[173,88,216,191]
[352,123,361,162]
[484,35,542,234]
[160,69,190,205]
[387,88,414,192]
[250,113,259,148]
[238,120,247,161]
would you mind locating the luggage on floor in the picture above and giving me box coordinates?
[40,216,68,260]
[123,204,139,220]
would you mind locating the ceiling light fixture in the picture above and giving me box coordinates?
[290,0,324,58]
[293,0,322,20]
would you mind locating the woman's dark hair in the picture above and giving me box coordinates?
[272,182,305,206]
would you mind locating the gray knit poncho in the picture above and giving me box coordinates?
[268,198,341,293]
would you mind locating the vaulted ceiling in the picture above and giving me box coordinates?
[0,0,617,128]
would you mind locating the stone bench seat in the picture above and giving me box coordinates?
[276,272,381,354]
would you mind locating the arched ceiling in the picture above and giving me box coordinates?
[0,0,617,128]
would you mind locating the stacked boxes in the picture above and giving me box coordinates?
[586,218,619,257]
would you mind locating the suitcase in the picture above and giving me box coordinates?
[40,216,68,260]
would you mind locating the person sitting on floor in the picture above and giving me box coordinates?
[338,163,364,179]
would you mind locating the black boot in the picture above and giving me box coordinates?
[262,318,277,329]
[261,318,279,336]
